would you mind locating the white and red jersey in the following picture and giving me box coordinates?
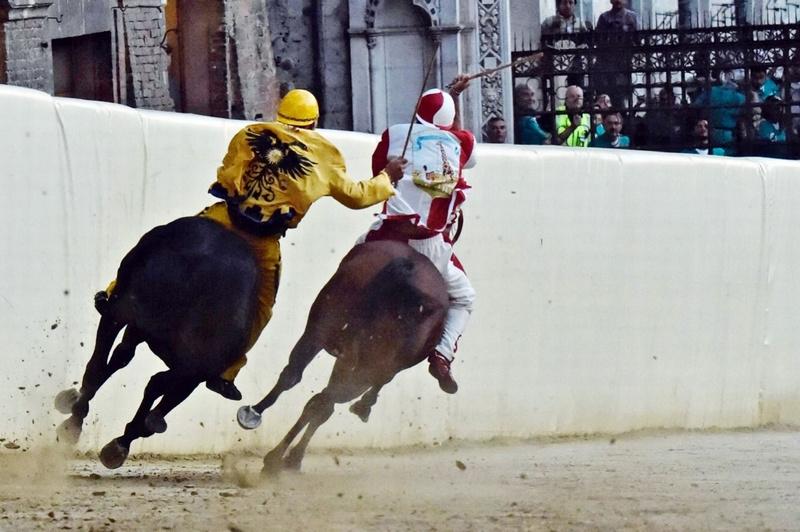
[372,122,476,233]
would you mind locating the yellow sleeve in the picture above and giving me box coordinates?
[213,128,255,199]
[328,168,396,209]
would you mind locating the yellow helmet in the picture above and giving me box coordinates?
[277,89,319,127]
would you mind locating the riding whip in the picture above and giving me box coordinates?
[401,41,442,159]
[444,52,544,89]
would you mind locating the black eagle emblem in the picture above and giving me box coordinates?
[241,128,316,204]
[245,129,315,180]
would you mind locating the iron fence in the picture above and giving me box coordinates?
[511,22,800,157]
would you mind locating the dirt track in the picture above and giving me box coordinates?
[0,429,798,531]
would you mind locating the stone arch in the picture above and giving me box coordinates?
[364,0,441,28]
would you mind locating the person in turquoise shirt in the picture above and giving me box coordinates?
[589,112,630,148]
[693,75,746,154]
[514,84,551,145]
[680,119,726,155]
[755,96,787,143]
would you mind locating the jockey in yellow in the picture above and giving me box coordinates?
[95,89,406,400]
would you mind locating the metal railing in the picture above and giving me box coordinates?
[511,22,800,157]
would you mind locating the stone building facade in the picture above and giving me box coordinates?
[1,1,518,137]
[0,0,278,118]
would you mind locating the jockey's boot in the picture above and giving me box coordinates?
[94,290,110,316]
[205,377,242,401]
[428,351,458,394]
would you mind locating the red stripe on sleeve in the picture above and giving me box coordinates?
[372,129,390,176]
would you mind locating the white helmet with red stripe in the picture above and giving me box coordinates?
[415,89,455,130]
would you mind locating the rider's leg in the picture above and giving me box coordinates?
[405,236,475,394]
[201,203,282,399]
[434,257,475,361]
[94,279,117,315]
[427,255,475,394]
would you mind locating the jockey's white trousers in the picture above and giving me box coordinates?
[402,235,476,361]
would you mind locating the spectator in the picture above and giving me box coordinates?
[693,70,746,155]
[748,67,781,102]
[484,116,508,144]
[643,86,682,150]
[592,93,612,136]
[746,66,781,132]
[554,85,591,147]
[755,96,787,143]
[589,112,630,148]
[541,0,593,87]
[593,0,640,108]
[787,59,800,136]
[681,119,725,155]
[595,0,640,31]
[514,84,551,145]
[541,0,593,35]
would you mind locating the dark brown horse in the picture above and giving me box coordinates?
[54,217,259,468]
[236,240,448,474]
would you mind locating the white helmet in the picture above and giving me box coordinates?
[415,89,455,130]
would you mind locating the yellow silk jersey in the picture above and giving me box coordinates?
[210,122,395,234]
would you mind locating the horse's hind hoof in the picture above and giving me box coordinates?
[54,388,80,415]
[99,439,129,469]
[282,452,303,472]
[261,452,284,476]
[237,405,262,430]
[349,401,371,423]
[144,412,167,434]
[56,416,82,445]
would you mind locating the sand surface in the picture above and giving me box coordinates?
[1,429,798,531]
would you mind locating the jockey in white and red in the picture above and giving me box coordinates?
[360,77,477,394]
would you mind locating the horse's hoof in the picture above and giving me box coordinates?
[349,401,371,423]
[237,405,262,430]
[54,388,80,415]
[99,439,129,469]
[261,453,284,476]
[144,412,167,434]
[283,453,303,472]
[56,416,82,445]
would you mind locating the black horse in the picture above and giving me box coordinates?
[54,217,259,468]
[236,240,448,474]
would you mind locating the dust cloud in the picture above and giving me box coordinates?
[1,429,798,530]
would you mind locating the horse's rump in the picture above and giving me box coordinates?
[110,217,259,373]
[315,241,448,370]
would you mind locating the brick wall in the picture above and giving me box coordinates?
[5,16,52,93]
[119,3,174,111]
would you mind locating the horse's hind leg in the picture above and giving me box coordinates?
[282,364,370,471]
[142,378,200,434]
[99,369,175,469]
[349,375,394,423]
[262,391,330,475]
[56,317,137,444]
[239,331,322,428]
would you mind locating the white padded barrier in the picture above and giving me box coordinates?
[1,84,799,454]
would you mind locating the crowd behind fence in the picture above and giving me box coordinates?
[507,22,800,159]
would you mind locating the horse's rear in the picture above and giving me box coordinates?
[55,216,259,468]
[238,240,448,473]
[110,217,259,375]
[316,240,448,375]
